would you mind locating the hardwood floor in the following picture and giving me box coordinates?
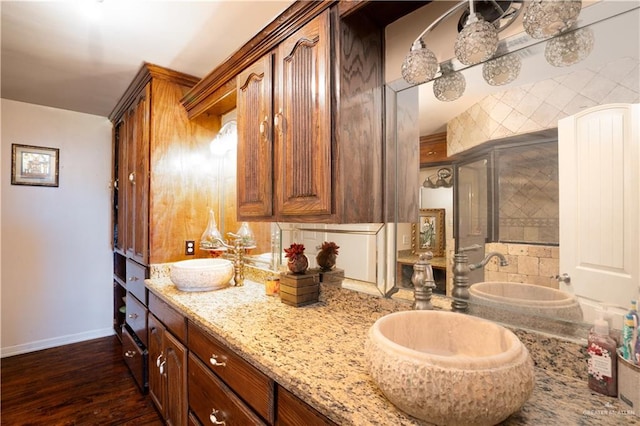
[1,335,162,425]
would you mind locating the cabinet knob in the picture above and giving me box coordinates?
[159,360,166,375]
[128,276,139,282]
[124,350,136,358]
[209,409,226,425]
[128,313,138,319]
[128,172,135,183]
[156,353,164,367]
[259,115,269,137]
[209,354,226,367]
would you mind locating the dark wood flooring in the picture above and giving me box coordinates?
[1,335,162,425]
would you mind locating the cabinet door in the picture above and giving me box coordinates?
[237,54,274,219]
[148,314,166,417]
[164,331,188,426]
[275,10,333,218]
[114,119,128,253]
[126,84,150,265]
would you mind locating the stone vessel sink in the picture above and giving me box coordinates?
[469,281,583,321]
[365,310,534,426]
[170,258,233,292]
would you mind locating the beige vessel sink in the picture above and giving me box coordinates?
[365,310,534,426]
[170,258,233,292]
[469,281,583,321]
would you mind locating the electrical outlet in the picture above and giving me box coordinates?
[185,240,195,255]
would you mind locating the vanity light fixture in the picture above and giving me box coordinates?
[523,0,582,39]
[401,1,588,99]
[433,63,466,102]
[454,0,499,66]
[482,51,522,86]
[544,26,594,67]
[423,167,454,189]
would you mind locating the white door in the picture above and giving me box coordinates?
[558,104,639,325]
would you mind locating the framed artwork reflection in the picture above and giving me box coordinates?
[11,144,59,187]
[411,208,445,257]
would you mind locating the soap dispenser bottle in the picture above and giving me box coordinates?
[587,313,618,396]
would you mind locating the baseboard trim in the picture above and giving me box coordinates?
[1,327,115,358]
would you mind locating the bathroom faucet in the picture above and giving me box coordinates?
[451,244,481,312]
[469,252,509,271]
[452,246,509,312]
[412,252,436,310]
[211,232,246,286]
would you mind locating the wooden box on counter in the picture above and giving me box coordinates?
[279,272,320,307]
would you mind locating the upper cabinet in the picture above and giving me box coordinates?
[111,63,221,265]
[183,2,426,224]
[237,11,332,221]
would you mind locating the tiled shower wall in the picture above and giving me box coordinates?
[498,143,559,244]
[447,57,640,155]
[484,242,559,289]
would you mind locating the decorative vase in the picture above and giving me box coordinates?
[316,251,336,271]
[287,254,309,274]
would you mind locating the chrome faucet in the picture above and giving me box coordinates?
[469,252,509,271]
[210,232,246,286]
[412,252,436,310]
[452,246,509,312]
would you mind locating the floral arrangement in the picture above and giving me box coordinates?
[316,241,339,271]
[284,243,306,259]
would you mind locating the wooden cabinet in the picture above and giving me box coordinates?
[189,353,267,426]
[237,10,333,222]
[236,54,274,219]
[276,385,336,426]
[188,320,275,424]
[420,132,450,166]
[148,292,188,426]
[110,62,220,266]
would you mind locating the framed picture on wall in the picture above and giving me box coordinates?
[411,208,445,257]
[11,144,59,187]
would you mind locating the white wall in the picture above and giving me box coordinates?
[1,99,113,357]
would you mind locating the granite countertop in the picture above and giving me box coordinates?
[145,278,639,425]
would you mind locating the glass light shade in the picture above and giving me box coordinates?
[200,209,223,249]
[545,27,594,67]
[210,120,237,157]
[401,40,439,85]
[482,53,522,86]
[523,0,582,39]
[454,13,499,66]
[236,222,256,248]
[433,67,466,102]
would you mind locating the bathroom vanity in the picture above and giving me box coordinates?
[145,275,637,425]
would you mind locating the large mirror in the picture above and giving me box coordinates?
[222,1,639,341]
[386,0,639,337]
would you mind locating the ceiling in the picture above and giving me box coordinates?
[1,1,295,118]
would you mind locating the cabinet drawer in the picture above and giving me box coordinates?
[125,292,147,347]
[126,258,147,304]
[189,354,266,426]
[149,291,186,343]
[276,385,336,426]
[188,321,274,423]
[123,325,147,392]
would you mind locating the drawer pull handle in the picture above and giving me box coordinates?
[159,360,166,375]
[128,276,139,282]
[128,313,138,319]
[124,350,136,358]
[156,353,164,367]
[209,354,226,367]
[209,409,226,425]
